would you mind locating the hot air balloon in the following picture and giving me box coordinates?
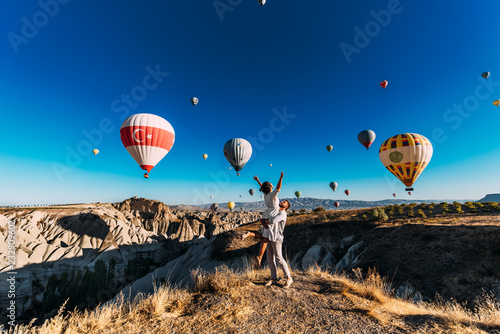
[144,173,149,178]
[358,130,376,150]
[379,133,433,191]
[393,193,396,197]
[203,154,208,160]
[93,149,99,155]
[210,195,213,199]
[481,72,490,79]
[408,192,412,196]
[120,113,175,175]
[258,0,266,5]
[334,202,340,208]
[295,191,301,198]
[329,182,338,191]
[493,100,500,107]
[326,145,333,152]
[191,97,198,106]
[380,80,388,89]
[223,138,252,176]
[249,189,255,196]
[269,164,272,167]
[344,190,350,196]
[227,201,235,211]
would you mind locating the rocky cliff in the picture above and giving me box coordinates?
[0,198,260,321]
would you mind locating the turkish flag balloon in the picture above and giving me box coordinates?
[120,113,175,173]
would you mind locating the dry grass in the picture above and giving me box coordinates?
[4,265,499,334]
[306,265,500,333]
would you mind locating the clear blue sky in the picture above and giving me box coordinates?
[2,0,500,206]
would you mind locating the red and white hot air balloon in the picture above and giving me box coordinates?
[120,113,175,174]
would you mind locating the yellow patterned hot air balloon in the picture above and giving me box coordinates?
[493,100,500,107]
[379,133,433,191]
[227,201,235,211]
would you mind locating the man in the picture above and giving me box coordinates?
[264,199,293,288]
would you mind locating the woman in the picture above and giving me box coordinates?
[242,171,283,266]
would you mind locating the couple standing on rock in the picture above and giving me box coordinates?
[242,171,293,288]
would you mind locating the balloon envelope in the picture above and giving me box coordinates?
[481,72,490,79]
[393,193,396,197]
[258,0,266,5]
[380,80,388,89]
[344,190,350,196]
[329,182,338,191]
[191,97,198,106]
[379,133,433,189]
[326,145,333,152]
[493,100,500,107]
[334,202,340,208]
[93,149,99,155]
[223,138,252,174]
[295,191,301,198]
[203,154,208,160]
[358,130,376,150]
[249,189,255,196]
[227,201,235,210]
[120,113,175,173]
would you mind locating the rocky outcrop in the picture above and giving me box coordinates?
[0,198,262,320]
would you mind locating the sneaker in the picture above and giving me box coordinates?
[265,279,277,287]
[284,278,293,289]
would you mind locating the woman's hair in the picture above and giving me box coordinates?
[260,181,273,194]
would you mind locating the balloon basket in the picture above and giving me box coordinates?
[405,187,413,191]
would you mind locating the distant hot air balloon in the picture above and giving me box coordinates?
[120,113,175,175]
[326,145,333,152]
[191,97,198,106]
[334,202,340,208]
[203,154,208,160]
[224,138,252,176]
[227,201,235,210]
[329,182,338,192]
[295,191,301,198]
[379,133,433,191]
[269,164,272,167]
[344,190,350,196]
[144,173,149,179]
[210,195,213,199]
[249,189,255,196]
[408,192,412,196]
[481,71,490,79]
[380,80,388,89]
[93,149,99,155]
[493,100,500,107]
[358,130,376,150]
[393,193,397,197]
[258,0,266,5]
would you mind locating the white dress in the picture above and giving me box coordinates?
[261,189,280,239]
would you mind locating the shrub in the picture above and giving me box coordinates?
[417,209,426,218]
[313,206,326,212]
[362,214,368,220]
[407,209,415,217]
[299,209,307,214]
[397,207,405,215]
[371,208,388,222]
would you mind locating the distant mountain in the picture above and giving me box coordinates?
[478,193,500,202]
[190,197,471,212]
